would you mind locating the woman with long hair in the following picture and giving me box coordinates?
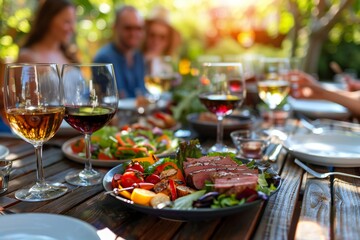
[17,0,78,64]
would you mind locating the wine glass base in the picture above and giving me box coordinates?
[208,143,229,153]
[15,182,68,202]
[65,169,103,186]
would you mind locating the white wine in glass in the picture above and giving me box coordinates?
[61,63,118,186]
[199,62,246,152]
[4,63,67,201]
[144,56,176,102]
[257,58,290,110]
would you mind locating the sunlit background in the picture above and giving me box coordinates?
[1,0,360,79]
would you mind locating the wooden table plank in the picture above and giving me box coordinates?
[333,168,360,240]
[253,156,303,240]
[211,201,264,240]
[295,177,331,240]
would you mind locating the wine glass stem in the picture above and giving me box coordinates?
[216,115,224,146]
[34,145,45,186]
[84,134,93,171]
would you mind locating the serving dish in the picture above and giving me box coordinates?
[62,136,175,167]
[103,159,281,221]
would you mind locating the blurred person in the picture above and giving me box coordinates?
[16,0,78,64]
[93,5,146,99]
[0,0,78,133]
[142,6,181,63]
[290,71,360,118]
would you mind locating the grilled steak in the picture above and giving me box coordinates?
[183,155,259,194]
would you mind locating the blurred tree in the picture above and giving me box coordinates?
[288,0,359,75]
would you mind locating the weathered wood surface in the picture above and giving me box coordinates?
[0,121,359,239]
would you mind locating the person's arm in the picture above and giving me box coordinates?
[290,71,360,117]
[321,89,360,117]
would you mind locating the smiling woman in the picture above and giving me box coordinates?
[16,0,79,64]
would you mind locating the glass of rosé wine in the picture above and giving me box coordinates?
[4,63,67,201]
[61,63,118,186]
[199,62,246,152]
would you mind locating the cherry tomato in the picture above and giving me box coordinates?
[111,173,122,189]
[120,171,144,189]
[71,139,85,154]
[145,174,161,184]
[126,161,144,173]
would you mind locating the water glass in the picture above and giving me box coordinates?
[0,145,11,194]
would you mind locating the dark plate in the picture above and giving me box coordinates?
[186,113,260,139]
[102,162,281,221]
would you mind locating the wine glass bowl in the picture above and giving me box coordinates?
[4,63,67,201]
[257,58,290,111]
[61,63,118,186]
[199,62,246,152]
[144,56,176,102]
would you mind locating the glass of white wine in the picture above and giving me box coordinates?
[4,63,67,201]
[144,56,176,103]
[257,58,290,124]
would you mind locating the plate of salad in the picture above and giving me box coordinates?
[62,126,180,167]
[103,140,281,221]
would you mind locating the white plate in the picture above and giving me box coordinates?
[0,144,9,160]
[62,136,175,167]
[118,98,168,111]
[287,96,351,120]
[0,213,100,240]
[283,132,360,167]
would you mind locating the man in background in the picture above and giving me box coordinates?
[93,5,147,98]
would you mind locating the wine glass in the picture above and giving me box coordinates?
[199,62,246,152]
[144,56,176,103]
[257,58,290,125]
[4,63,67,201]
[61,63,118,186]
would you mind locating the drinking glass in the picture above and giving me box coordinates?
[4,63,67,201]
[257,58,290,123]
[144,56,177,103]
[61,63,118,186]
[199,62,246,152]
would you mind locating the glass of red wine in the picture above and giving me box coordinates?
[61,63,118,186]
[199,62,246,152]
[4,63,67,201]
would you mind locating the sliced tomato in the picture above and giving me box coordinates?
[98,151,116,160]
[169,179,177,201]
[71,139,85,154]
[156,162,185,182]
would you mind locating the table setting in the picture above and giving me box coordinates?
[1,60,360,239]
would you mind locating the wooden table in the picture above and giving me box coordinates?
[1,120,359,240]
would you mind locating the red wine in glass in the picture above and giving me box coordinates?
[65,106,116,134]
[199,94,244,116]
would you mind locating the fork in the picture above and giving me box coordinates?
[294,159,360,179]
